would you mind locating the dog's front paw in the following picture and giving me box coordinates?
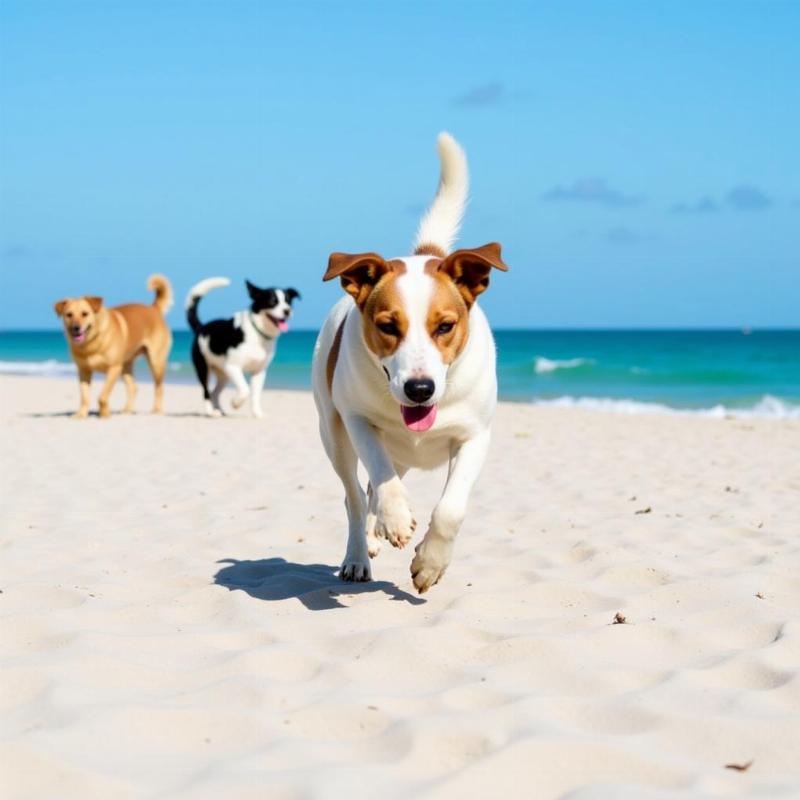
[252,408,264,419]
[73,409,89,420]
[375,481,416,549]
[410,535,453,594]
[340,559,372,582]
[98,403,111,419]
[231,391,249,410]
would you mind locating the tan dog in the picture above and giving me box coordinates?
[54,275,173,418]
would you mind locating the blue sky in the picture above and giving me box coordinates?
[1,0,797,329]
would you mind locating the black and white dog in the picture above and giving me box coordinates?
[186,278,300,417]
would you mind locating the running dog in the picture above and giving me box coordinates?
[54,275,173,418]
[312,133,509,593]
[186,279,300,417]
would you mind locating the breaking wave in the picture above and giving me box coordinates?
[534,356,595,374]
[0,359,76,376]
[532,394,800,420]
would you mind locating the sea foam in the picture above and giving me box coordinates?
[533,394,800,420]
[0,360,185,377]
[0,360,76,376]
[534,356,595,374]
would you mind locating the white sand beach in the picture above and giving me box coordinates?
[1,374,799,799]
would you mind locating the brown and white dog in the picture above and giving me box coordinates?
[54,275,173,418]
[312,133,508,593]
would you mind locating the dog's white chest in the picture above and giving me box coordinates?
[382,424,453,469]
[242,351,269,372]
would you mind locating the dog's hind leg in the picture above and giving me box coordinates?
[192,340,216,416]
[322,415,370,581]
[121,360,137,414]
[210,369,227,416]
[365,483,380,558]
[145,347,168,414]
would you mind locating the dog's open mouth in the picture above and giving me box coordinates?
[70,326,90,344]
[401,403,437,432]
[268,315,289,333]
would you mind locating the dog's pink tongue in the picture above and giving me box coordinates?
[277,320,289,333]
[72,332,85,344]
[401,404,437,432]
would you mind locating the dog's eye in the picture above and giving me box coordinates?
[377,321,399,336]
[435,321,455,336]
[81,311,88,317]
[66,312,73,318]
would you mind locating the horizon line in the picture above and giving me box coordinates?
[2,326,799,334]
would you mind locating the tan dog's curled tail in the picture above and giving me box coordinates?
[147,274,173,315]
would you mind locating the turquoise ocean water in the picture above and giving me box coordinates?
[1,329,798,418]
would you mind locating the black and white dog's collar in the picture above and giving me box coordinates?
[249,312,275,341]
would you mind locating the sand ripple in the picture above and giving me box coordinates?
[2,378,800,798]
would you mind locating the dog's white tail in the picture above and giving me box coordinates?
[413,132,469,257]
[185,277,230,333]
[184,277,230,310]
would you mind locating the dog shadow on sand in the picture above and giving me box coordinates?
[213,557,425,610]
[23,410,236,419]
[25,410,88,418]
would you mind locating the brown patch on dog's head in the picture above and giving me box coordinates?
[362,271,409,358]
[323,252,397,309]
[323,252,412,356]
[54,296,103,345]
[426,273,470,363]
[437,242,509,307]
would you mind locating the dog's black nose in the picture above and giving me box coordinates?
[403,378,435,404]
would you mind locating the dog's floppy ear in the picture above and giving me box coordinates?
[285,288,301,303]
[438,242,509,307]
[86,296,104,312]
[323,252,391,309]
[54,300,67,317]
